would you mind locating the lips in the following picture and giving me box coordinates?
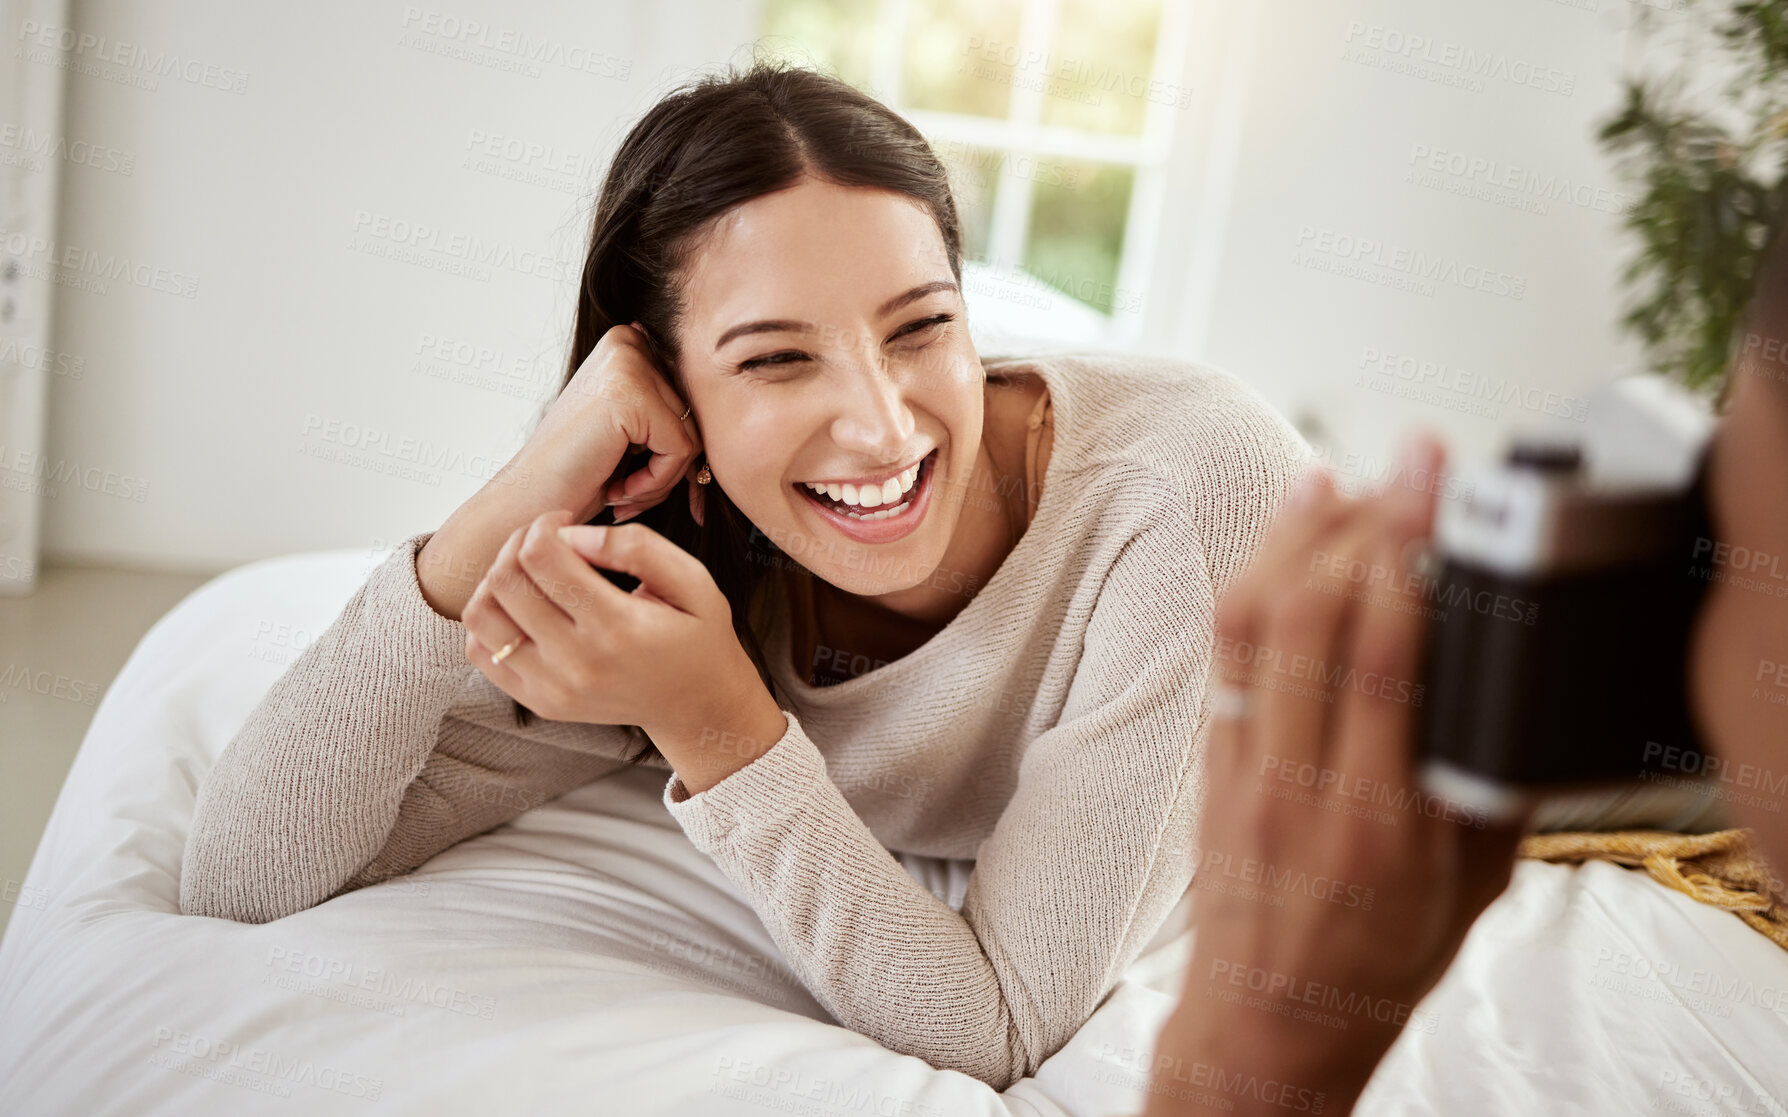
[794,449,938,532]
[801,448,936,511]
[797,452,930,510]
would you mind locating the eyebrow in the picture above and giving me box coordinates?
[713,280,960,352]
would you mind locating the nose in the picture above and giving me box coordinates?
[830,353,916,468]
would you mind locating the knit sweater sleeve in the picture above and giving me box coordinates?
[657,487,1222,1090]
[180,530,639,924]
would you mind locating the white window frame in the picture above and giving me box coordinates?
[766,0,1192,348]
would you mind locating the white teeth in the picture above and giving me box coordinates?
[840,498,911,521]
[799,454,928,515]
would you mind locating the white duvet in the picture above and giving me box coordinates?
[1,545,1785,1116]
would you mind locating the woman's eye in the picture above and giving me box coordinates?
[736,314,952,373]
[897,313,954,341]
[737,351,806,373]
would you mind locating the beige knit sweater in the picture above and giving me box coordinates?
[180,351,1309,1089]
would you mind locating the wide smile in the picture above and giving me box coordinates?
[792,449,939,543]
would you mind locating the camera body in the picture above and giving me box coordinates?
[1414,376,1719,821]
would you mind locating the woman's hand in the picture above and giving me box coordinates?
[460,510,787,789]
[1146,436,1530,1117]
[416,322,702,621]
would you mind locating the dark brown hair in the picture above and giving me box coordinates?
[512,57,966,765]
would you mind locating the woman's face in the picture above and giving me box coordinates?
[672,175,983,598]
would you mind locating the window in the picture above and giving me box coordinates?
[760,0,1192,347]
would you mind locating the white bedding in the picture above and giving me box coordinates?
[1,545,1785,1116]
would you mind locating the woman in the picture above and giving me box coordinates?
[179,60,1307,1089]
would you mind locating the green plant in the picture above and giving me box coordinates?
[1599,0,1788,401]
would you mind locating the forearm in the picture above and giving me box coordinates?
[1141,1003,1389,1117]
[181,533,472,922]
[419,471,600,621]
[661,715,1041,1088]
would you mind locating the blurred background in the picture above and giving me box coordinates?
[0,0,1766,929]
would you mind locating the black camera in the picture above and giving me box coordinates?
[1414,376,1721,823]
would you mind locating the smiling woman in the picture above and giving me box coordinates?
[176,58,1309,1090]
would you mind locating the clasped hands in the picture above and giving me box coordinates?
[459,509,789,793]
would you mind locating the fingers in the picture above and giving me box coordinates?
[606,326,703,511]
[1225,471,1364,777]
[1328,436,1446,792]
[485,519,596,664]
[1208,468,1348,784]
[556,522,720,617]
[1213,468,1352,675]
[462,526,533,673]
[607,436,698,509]
[514,511,608,621]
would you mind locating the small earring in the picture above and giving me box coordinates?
[695,462,712,485]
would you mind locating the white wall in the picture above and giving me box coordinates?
[20,0,1685,574]
[1170,0,1671,475]
[29,0,760,573]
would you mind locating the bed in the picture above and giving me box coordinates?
[1,543,1785,1115]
